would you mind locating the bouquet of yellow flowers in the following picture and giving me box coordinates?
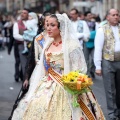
[61,70,93,107]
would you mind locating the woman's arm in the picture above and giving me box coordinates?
[69,47,87,74]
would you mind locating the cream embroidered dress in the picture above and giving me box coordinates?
[22,50,104,120]
[12,13,105,120]
[23,51,71,120]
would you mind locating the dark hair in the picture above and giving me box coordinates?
[37,15,44,34]
[84,11,91,16]
[42,12,51,22]
[103,13,108,21]
[70,8,79,14]
[23,8,31,13]
[95,15,101,22]
[49,14,60,28]
[43,11,51,17]
[78,11,84,16]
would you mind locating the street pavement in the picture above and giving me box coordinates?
[0,48,108,120]
[0,49,22,120]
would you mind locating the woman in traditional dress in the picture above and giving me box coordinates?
[21,13,105,120]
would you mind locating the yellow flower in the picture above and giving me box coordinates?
[61,70,93,90]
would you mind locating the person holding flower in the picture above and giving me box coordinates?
[14,13,104,120]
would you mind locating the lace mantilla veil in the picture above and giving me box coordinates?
[25,13,87,109]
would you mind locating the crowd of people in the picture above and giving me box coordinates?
[0,7,119,120]
[0,15,15,51]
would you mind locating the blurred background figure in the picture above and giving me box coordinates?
[0,15,5,50]
[22,12,38,54]
[83,11,96,79]
[3,15,12,47]
[12,8,30,82]
[78,11,85,20]
[69,8,90,49]
[4,15,15,53]
[94,9,120,120]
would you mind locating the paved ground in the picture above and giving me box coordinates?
[0,48,108,120]
[0,49,22,120]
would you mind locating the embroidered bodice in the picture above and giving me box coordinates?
[45,51,64,75]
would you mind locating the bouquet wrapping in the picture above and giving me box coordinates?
[61,71,93,107]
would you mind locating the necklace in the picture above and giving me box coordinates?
[52,40,62,47]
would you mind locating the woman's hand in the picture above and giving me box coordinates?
[23,79,29,89]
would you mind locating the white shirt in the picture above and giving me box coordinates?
[4,21,12,28]
[94,25,120,70]
[71,20,90,40]
[95,22,100,30]
[13,20,27,41]
[71,20,90,48]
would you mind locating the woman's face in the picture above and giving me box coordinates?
[46,17,60,38]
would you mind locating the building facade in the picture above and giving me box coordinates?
[102,0,120,18]
[1,0,120,18]
[68,0,120,20]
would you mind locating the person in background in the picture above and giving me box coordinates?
[2,15,9,47]
[69,8,90,49]
[22,12,38,54]
[0,15,5,50]
[95,15,101,30]
[7,16,16,54]
[13,8,30,82]
[78,11,85,20]
[94,9,120,120]
[84,11,96,78]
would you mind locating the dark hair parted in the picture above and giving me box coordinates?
[49,14,60,28]
[70,8,79,14]
[84,11,91,16]
[43,12,51,17]
[42,12,51,26]
[23,8,31,13]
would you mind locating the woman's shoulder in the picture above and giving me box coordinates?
[35,33,44,42]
